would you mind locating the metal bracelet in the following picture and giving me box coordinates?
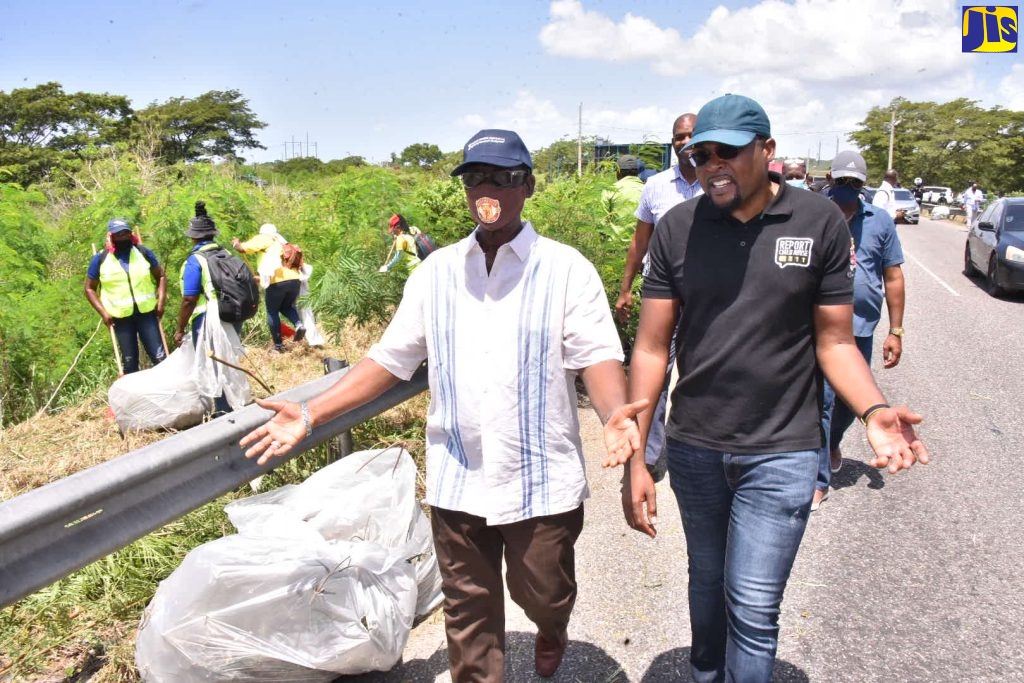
[300,401,313,437]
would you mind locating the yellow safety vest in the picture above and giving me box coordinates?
[98,247,158,319]
[179,244,218,324]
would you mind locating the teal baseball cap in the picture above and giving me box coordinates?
[685,94,771,150]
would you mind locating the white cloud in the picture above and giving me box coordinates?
[457,91,576,150]
[998,64,1024,110]
[535,0,997,162]
[540,0,971,85]
[539,0,684,64]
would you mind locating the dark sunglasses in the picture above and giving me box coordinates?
[687,140,754,168]
[834,176,865,189]
[460,169,531,189]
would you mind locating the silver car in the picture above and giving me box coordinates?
[893,189,920,224]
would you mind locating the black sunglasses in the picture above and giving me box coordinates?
[834,176,865,189]
[687,140,754,168]
[460,169,531,189]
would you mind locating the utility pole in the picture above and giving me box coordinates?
[887,108,900,171]
[577,102,583,176]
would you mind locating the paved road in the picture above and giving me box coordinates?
[344,215,1024,682]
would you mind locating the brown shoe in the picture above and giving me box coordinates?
[535,633,567,678]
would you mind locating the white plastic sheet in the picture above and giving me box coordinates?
[192,298,251,411]
[136,447,442,681]
[298,263,325,347]
[107,339,209,432]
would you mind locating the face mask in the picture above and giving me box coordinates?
[110,234,133,249]
[475,197,501,224]
[785,178,806,189]
[830,184,861,205]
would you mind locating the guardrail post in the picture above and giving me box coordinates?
[322,357,354,461]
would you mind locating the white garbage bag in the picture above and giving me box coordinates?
[135,448,442,681]
[298,263,325,347]
[108,339,209,432]
[192,298,251,411]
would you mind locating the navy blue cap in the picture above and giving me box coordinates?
[451,129,533,176]
[107,218,131,234]
[685,94,771,150]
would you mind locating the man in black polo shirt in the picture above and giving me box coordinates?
[621,94,930,683]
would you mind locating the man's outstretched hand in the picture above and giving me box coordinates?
[240,398,308,466]
[602,398,650,468]
[865,405,930,473]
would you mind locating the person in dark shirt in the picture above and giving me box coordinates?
[622,94,930,683]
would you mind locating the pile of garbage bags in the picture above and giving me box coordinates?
[135,447,443,681]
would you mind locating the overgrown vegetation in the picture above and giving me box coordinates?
[0,139,633,680]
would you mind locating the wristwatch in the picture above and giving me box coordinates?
[889,327,905,338]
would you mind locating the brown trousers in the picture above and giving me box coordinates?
[430,504,585,683]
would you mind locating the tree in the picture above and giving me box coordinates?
[326,156,367,173]
[396,142,443,168]
[850,98,1024,194]
[0,82,132,185]
[134,90,266,164]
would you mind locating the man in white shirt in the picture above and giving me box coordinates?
[872,168,905,223]
[241,129,646,682]
[962,182,984,228]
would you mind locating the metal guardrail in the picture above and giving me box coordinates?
[0,365,428,609]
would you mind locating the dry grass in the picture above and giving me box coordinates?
[0,320,394,500]
[0,318,433,681]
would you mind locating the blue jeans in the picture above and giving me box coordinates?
[816,335,873,491]
[112,311,166,374]
[667,439,818,683]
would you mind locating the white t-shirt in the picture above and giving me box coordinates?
[872,180,898,219]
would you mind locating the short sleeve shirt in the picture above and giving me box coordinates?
[849,201,904,336]
[635,165,704,227]
[367,222,623,525]
[181,241,216,296]
[87,245,159,280]
[872,180,898,219]
[643,177,853,453]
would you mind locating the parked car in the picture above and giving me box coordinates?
[921,186,954,204]
[963,197,1024,296]
[861,187,919,223]
[893,189,920,224]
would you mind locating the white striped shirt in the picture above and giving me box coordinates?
[635,164,704,226]
[367,222,623,524]
[635,165,703,276]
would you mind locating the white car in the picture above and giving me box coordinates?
[921,186,954,204]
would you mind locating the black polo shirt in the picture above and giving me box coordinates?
[643,174,853,453]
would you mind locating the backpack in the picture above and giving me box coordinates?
[281,242,304,270]
[412,231,438,260]
[202,246,260,323]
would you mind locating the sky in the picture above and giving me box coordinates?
[2,0,1021,166]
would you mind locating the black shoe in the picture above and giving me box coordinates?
[274,343,285,353]
[293,325,306,343]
